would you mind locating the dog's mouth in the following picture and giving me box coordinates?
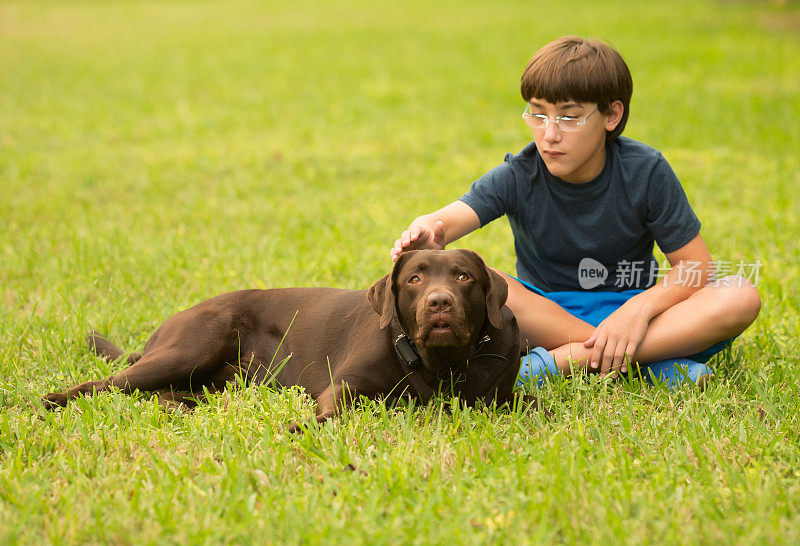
[407,305,468,348]
[420,315,467,347]
[430,320,453,335]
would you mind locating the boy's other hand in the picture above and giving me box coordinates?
[583,302,650,377]
[391,220,446,261]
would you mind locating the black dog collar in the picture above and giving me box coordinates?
[394,332,495,371]
[393,327,505,401]
[394,334,423,369]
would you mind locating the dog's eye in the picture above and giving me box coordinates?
[408,275,421,285]
[457,273,471,282]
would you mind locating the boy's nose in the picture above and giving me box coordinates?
[543,120,562,142]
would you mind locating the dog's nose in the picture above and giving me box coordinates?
[426,291,454,312]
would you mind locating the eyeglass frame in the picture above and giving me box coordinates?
[522,103,599,132]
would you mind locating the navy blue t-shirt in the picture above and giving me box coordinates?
[458,137,701,292]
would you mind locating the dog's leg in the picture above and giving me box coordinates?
[287,380,365,433]
[286,353,392,433]
[207,363,241,390]
[43,348,147,409]
[156,390,205,412]
[42,379,112,409]
[155,363,242,412]
[287,385,339,433]
[42,347,228,410]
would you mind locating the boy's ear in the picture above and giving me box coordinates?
[605,100,625,132]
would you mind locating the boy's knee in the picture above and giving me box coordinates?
[713,275,761,331]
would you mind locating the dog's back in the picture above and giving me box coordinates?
[85,287,392,400]
[217,288,394,397]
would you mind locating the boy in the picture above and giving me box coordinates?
[390,36,761,387]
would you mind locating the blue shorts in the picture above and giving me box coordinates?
[512,276,733,364]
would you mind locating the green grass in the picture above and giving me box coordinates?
[2,0,800,543]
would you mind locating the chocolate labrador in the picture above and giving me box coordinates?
[42,249,540,429]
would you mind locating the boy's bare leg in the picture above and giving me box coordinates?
[548,276,761,374]
[500,272,760,374]
[498,272,595,351]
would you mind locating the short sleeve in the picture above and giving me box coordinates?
[458,156,519,227]
[645,157,702,253]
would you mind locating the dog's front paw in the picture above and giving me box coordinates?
[288,412,334,433]
[41,393,68,410]
[520,394,553,420]
[157,398,194,414]
[287,420,306,434]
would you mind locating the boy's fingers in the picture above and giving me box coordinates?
[402,225,427,249]
[612,346,627,372]
[622,342,637,373]
[400,229,412,248]
[395,224,438,261]
[601,339,621,375]
[390,240,402,261]
[585,324,601,348]
[432,221,446,247]
[600,350,611,375]
[590,335,606,370]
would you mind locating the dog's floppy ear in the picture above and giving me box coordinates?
[367,252,414,329]
[485,266,509,329]
[460,249,508,329]
[367,274,394,329]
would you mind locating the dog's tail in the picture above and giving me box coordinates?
[87,331,141,364]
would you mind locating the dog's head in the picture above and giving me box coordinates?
[367,249,508,352]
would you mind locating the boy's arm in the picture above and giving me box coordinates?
[390,201,481,261]
[584,233,714,375]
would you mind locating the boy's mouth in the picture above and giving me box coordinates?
[543,150,565,158]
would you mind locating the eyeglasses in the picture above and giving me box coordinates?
[522,104,599,132]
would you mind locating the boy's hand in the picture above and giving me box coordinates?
[390,220,447,261]
[583,301,651,376]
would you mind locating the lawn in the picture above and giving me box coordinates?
[1,0,799,543]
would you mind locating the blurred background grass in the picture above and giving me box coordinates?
[1,0,800,543]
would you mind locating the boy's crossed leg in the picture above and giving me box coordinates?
[500,272,761,378]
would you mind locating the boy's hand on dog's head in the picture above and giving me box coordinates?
[391,221,447,261]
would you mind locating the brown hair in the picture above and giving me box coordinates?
[521,36,633,141]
